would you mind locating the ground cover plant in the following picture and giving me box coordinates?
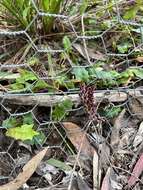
[1,0,143,189]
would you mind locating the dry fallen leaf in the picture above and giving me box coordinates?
[128,96,143,120]
[73,43,106,61]
[135,56,143,62]
[63,122,95,158]
[118,128,135,151]
[133,121,143,150]
[93,150,101,190]
[101,167,122,190]
[101,167,111,190]
[99,142,110,171]
[77,173,92,190]
[110,109,126,149]
[128,153,143,188]
[0,147,48,190]
[67,154,91,172]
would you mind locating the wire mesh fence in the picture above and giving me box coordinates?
[1,0,143,189]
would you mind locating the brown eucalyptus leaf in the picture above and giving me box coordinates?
[63,122,95,158]
[110,109,126,149]
[73,43,106,61]
[67,155,91,172]
[128,153,143,188]
[0,147,48,190]
[133,121,143,150]
[77,174,92,190]
[93,151,101,190]
[101,167,122,190]
[135,56,143,62]
[128,96,143,120]
[99,142,110,170]
[101,167,111,190]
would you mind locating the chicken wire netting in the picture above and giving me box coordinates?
[1,0,143,189]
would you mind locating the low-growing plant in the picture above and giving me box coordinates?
[0,0,63,33]
[3,113,46,144]
[52,99,73,121]
[0,0,35,31]
[39,0,64,33]
[6,65,143,93]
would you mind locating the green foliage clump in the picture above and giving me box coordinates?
[52,99,73,121]
[0,0,63,33]
[104,106,122,119]
[3,113,45,144]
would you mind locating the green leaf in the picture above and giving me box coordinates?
[10,69,37,91]
[23,131,46,145]
[23,113,34,125]
[27,57,39,66]
[47,158,72,171]
[10,82,25,90]
[34,131,46,145]
[105,106,122,118]
[96,70,117,80]
[117,68,135,85]
[89,67,119,80]
[22,7,29,24]
[117,42,132,54]
[120,69,135,79]
[80,0,88,14]
[56,74,75,89]
[63,36,72,53]
[16,69,37,83]
[123,6,138,20]
[3,117,18,129]
[6,124,39,141]
[62,99,73,110]
[72,67,89,82]
[132,68,143,79]
[32,80,49,92]
[52,99,73,121]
